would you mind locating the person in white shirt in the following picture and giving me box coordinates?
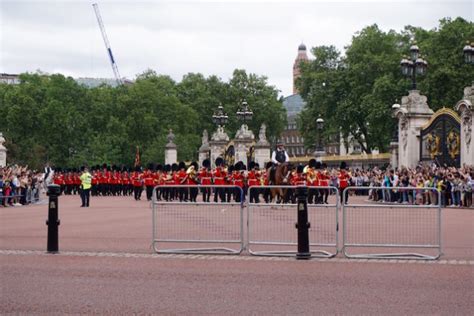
[271,141,289,165]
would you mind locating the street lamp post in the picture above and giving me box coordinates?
[236,100,253,124]
[463,41,474,64]
[464,41,474,86]
[316,115,325,153]
[212,104,228,128]
[400,43,428,90]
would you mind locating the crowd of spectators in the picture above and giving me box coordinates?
[1,163,472,208]
[351,164,473,208]
[0,165,44,207]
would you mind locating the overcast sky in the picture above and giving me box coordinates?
[1,0,472,96]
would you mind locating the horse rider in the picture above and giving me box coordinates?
[271,140,289,166]
[269,140,290,185]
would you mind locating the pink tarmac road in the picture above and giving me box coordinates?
[1,194,473,314]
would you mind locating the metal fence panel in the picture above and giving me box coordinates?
[342,187,441,260]
[152,185,244,254]
[247,185,339,258]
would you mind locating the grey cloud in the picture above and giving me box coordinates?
[1,0,472,97]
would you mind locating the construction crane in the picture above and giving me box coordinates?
[92,3,123,85]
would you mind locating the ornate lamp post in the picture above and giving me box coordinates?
[236,100,253,124]
[212,105,228,128]
[400,43,428,90]
[463,41,474,64]
[464,41,474,86]
[316,115,325,152]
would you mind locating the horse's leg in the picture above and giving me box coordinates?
[276,188,283,204]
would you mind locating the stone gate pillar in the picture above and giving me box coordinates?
[393,90,434,168]
[455,85,474,166]
[209,126,229,168]
[234,124,255,166]
[164,129,177,165]
[254,124,271,168]
[198,130,210,165]
[0,132,7,167]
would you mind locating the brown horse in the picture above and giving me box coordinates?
[268,163,290,203]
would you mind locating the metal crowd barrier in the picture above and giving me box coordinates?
[342,186,442,260]
[247,185,339,258]
[151,185,244,255]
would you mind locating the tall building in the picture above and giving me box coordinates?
[292,43,309,94]
[281,44,311,158]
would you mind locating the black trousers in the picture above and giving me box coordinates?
[81,188,90,207]
[134,186,142,200]
[146,186,154,201]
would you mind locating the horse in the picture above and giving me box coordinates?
[267,162,290,203]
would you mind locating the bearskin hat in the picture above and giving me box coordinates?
[309,158,317,168]
[156,164,163,171]
[340,161,347,170]
[171,163,179,172]
[228,165,234,173]
[202,158,211,169]
[254,163,260,170]
[178,161,186,170]
[215,157,224,167]
[297,164,304,173]
[248,161,255,170]
[191,161,198,170]
[315,161,322,170]
[164,164,171,172]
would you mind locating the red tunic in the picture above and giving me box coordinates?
[132,172,143,187]
[247,170,259,187]
[338,171,350,189]
[198,168,212,185]
[144,171,155,187]
[213,167,226,185]
[232,172,244,188]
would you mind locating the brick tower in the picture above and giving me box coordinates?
[293,43,309,94]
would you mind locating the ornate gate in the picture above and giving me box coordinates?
[420,108,461,167]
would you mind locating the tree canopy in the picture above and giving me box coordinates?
[298,17,474,153]
[0,69,285,169]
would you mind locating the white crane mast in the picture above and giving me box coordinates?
[92,3,123,85]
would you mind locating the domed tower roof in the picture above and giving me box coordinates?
[298,43,306,51]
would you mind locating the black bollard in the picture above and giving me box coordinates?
[296,186,311,260]
[46,184,61,253]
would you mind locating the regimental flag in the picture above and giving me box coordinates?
[134,146,141,167]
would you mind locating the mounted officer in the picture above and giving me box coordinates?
[269,140,289,184]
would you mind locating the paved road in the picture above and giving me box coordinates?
[1,252,473,315]
[1,195,473,314]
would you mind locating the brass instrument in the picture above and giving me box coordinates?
[186,165,197,179]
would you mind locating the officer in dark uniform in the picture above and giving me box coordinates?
[269,140,289,185]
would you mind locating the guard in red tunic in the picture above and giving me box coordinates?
[162,164,174,201]
[177,162,188,202]
[154,164,163,201]
[121,168,130,196]
[338,162,350,204]
[318,163,330,204]
[232,162,245,202]
[91,168,99,196]
[198,159,212,202]
[73,169,81,195]
[64,170,73,195]
[171,163,179,201]
[247,161,261,203]
[306,159,318,204]
[131,167,143,201]
[185,161,199,202]
[213,157,226,203]
[144,165,155,201]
